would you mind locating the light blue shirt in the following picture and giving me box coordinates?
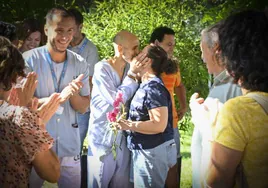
[23,45,90,157]
[88,60,139,158]
[208,70,242,103]
[68,36,99,77]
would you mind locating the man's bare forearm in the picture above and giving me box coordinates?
[69,94,90,114]
[175,83,187,109]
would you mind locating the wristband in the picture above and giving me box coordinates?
[127,74,136,81]
[127,70,137,77]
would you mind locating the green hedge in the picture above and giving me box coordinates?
[82,0,267,131]
[83,0,210,131]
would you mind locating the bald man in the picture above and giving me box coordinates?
[87,30,148,188]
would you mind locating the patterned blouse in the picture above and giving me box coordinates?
[0,101,54,187]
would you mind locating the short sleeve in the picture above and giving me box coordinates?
[78,59,91,97]
[86,45,99,77]
[214,98,249,151]
[174,71,181,87]
[14,108,54,164]
[145,83,169,110]
[23,50,34,74]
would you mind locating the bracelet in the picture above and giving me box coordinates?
[127,70,137,77]
[127,74,136,81]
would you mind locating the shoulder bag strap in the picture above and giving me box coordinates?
[246,93,268,114]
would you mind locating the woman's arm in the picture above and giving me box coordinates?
[118,106,168,134]
[29,93,61,182]
[205,142,242,188]
[32,149,60,183]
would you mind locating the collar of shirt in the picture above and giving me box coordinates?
[140,76,163,88]
[68,35,87,50]
[212,70,233,88]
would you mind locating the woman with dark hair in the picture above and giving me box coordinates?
[0,21,19,47]
[206,10,268,188]
[17,18,43,53]
[149,26,187,187]
[0,36,60,187]
[117,46,177,187]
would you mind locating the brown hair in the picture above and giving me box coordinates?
[0,36,26,91]
[17,18,43,41]
[46,7,74,25]
[147,46,169,76]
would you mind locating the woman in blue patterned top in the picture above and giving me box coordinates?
[117,45,177,187]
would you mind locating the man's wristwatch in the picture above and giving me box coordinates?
[127,70,137,81]
[127,70,137,77]
[127,74,136,81]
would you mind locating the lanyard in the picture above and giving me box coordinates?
[77,38,88,55]
[45,52,68,93]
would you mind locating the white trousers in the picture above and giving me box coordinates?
[87,136,133,188]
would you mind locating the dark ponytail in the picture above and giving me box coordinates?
[162,58,178,74]
[147,46,169,76]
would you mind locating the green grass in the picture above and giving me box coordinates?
[180,128,193,188]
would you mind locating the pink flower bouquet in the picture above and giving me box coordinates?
[106,91,126,159]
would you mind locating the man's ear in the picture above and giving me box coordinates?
[118,44,123,54]
[79,24,83,31]
[154,39,160,46]
[213,43,221,54]
[44,24,48,36]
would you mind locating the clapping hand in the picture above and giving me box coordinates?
[15,72,38,106]
[59,74,84,103]
[190,93,223,130]
[189,93,207,126]
[7,87,20,106]
[189,93,205,110]
[35,93,61,124]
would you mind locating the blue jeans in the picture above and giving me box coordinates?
[77,110,90,151]
[131,139,177,187]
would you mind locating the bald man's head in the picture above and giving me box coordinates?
[113,30,137,45]
[113,30,139,62]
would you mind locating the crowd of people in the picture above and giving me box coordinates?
[0,5,267,188]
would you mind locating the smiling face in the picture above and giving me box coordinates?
[20,31,41,52]
[45,15,75,53]
[157,34,175,58]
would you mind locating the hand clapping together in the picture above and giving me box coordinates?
[8,72,38,106]
[7,72,85,125]
[59,74,84,103]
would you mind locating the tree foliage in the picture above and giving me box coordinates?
[0,0,94,24]
[1,0,267,131]
[82,0,207,131]
[84,0,208,97]
[82,0,267,131]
